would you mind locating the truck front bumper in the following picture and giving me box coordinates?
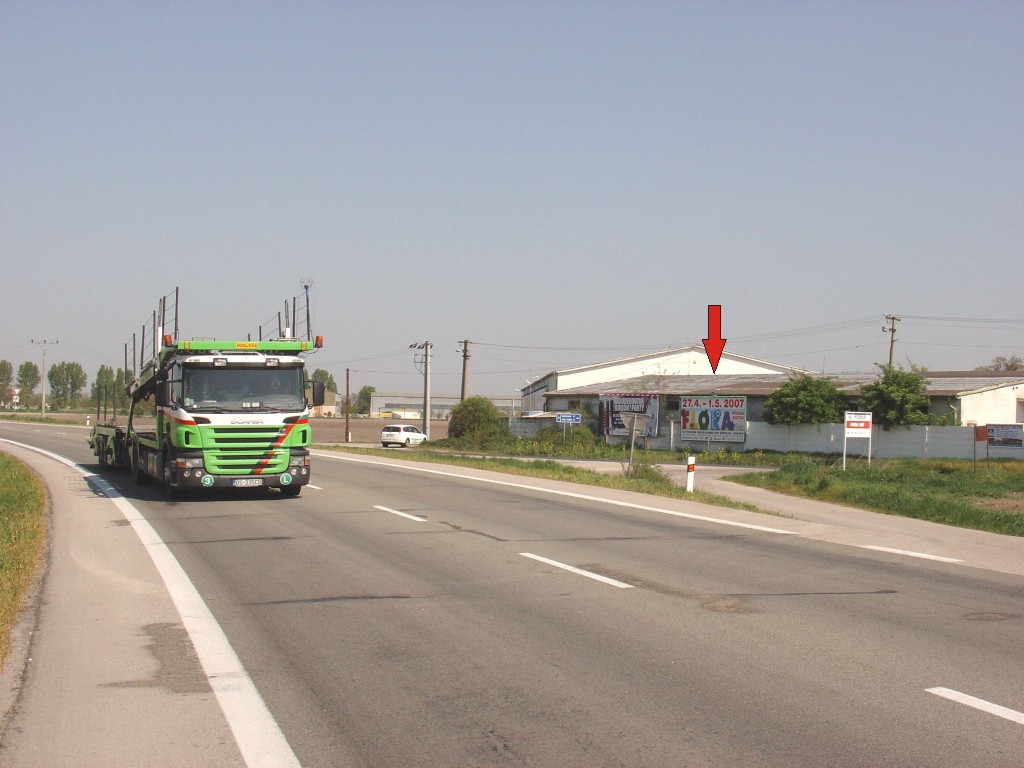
[173,465,310,490]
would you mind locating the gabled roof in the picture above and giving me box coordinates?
[551,345,810,377]
[925,372,1024,397]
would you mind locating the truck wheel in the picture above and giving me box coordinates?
[97,438,108,470]
[280,485,301,498]
[131,445,151,485]
[162,446,180,499]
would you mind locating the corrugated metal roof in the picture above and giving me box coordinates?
[547,372,1024,398]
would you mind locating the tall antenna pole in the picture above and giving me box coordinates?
[300,277,314,340]
[883,314,901,367]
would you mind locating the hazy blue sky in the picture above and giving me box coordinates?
[2,1,1022,397]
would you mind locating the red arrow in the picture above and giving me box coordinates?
[702,304,726,373]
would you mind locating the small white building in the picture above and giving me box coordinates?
[522,346,810,413]
[521,345,1024,430]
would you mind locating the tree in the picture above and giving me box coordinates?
[311,368,338,392]
[976,355,1024,372]
[91,365,119,407]
[859,365,931,429]
[0,360,12,398]
[48,361,87,409]
[447,396,509,439]
[17,361,39,394]
[764,374,848,425]
[354,385,375,414]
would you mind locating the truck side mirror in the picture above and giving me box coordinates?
[311,381,326,407]
[156,382,171,407]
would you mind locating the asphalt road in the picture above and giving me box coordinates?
[1,421,1022,767]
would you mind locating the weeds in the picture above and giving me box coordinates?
[0,453,46,665]
[733,457,1024,536]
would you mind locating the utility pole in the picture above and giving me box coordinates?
[410,341,432,439]
[31,339,58,416]
[458,339,471,401]
[883,315,901,367]
[345,367,351,443]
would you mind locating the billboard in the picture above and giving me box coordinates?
[987,424,1024,448]
[679,396,746,443]
[600,394,660,437]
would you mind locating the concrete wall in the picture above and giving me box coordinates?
[677,422,1024,460]
[560,420,1023,461]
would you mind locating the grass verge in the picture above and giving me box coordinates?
[318,446,766,514]
[0,453,46,666]
[731,457,1024,536]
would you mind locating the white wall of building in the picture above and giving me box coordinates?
[959,382,1024,425]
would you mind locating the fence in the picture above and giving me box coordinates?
[682,422,1023,461]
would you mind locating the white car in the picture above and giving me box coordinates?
[381,424,427,447]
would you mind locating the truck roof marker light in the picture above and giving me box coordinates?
[163,334,173,347]
[314,335,324,348]
[214,357,228,367]
[266,358,279,367]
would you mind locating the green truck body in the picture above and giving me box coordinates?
[89,336,325,498]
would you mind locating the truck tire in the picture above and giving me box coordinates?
[97,438,108,471]
[131,444,151,485]
[280,484,301,498]
[161,444,180,499]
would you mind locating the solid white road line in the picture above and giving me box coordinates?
[860,545,963,564]
[520,553,634,589]
[926,687,1024,726]
[373,504,427,522]
[3,440,304,768]
[318,453,797,535]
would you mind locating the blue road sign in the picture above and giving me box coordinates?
[556,412,582,423]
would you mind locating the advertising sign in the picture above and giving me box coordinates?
[678,396,746,443]
[845,411,873,438]
[843,410,873,469]
[987,424,1024,448]
[600,394,660,437]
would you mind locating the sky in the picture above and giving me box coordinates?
[2,0,1022,399]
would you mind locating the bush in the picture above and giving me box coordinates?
[447,396,511,440]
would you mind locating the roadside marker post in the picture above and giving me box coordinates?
[686,456,696,493]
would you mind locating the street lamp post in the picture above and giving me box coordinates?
[409,341,432,439]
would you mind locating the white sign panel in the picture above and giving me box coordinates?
[845,411,873,438]
[843,411,873,469]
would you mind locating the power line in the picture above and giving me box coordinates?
[901,315,1024,324]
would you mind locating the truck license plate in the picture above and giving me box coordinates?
[232,478,263,488]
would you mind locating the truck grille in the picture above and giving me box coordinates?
[202,425,290,474]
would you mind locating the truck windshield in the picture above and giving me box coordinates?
[183,367,305,412]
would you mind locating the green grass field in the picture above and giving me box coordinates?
[731,457,1024,536]
[0,453,46,665]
